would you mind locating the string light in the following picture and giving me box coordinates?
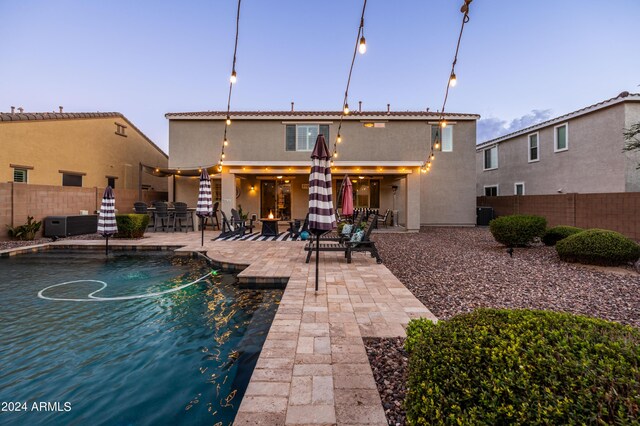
[422,0,473,173]
[332,0,368,161]
[217,0,242,173]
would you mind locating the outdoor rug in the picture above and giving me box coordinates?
[213,232,302,242]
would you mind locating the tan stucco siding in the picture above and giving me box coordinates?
[624,103,640,192]
[476,104,628,196]
[1,117,168,191]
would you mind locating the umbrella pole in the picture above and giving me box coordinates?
[201,217,204,246]
[105,235,109,256]
[315,234,320,292]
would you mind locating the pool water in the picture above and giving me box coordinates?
[0,250,282,426]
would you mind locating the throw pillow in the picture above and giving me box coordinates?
[350,229,364,243]
[341,224,353,235]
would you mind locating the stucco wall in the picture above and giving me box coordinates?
[169,117,477,226]
[1,117,168,191]
[476,103,628,196]
[624,103,640,191]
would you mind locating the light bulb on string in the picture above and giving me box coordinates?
[430,153,435,161]
[434,140,440,150]
[440,120,447,128]
[337,134,342,143]
[343,103,349,115]
[221,153,226,159]
[359,36,367,54]
[230,70,237,84]
[224,138,229,147]
[226,116,231,126]
[333,151,338,158]
[449,72,457,87]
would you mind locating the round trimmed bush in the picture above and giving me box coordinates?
[489,214,546,246]
[115,214,149,238]
[405,309,640,425]
[542,225,583,246]
[556,228,640,266]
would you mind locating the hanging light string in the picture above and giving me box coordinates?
[422,0,472,173]
[217,0,242,172]
[331,0,368,165]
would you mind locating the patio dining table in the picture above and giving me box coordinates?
[146,206,197,231]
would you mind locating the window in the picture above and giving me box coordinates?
[213,181,222,201]
[483,146,498,170]
[554,123,568,152]
[285,124,330,151]
[528,133,539,162]
[432,125,453,152]
[484,185,498,196]
[107,177,116,188]
[62,173,83,187]
[115,122,127,136]
[514,182,525,195]
[13,168,28,183]
[336,178,380,209]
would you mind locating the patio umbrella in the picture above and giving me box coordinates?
[196,168,214,246]
[308,134,336,292]
[340,175,354,219]
[97,186,118,256]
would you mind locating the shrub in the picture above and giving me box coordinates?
[489,215,546,246]
[556,228,640,266]
[115,214,149,238]
[542,225,583,246]
[405,309,640,425]
[6,216,42,240]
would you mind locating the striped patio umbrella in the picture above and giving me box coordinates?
[308,134,336,291]
[340,175,354,219]
[196,168,214,246]
[97,186,118,255]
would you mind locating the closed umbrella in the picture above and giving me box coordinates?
[308,134,336,292]
[97,186,118,256]
[340,175,354,219]
[196,168,214,246]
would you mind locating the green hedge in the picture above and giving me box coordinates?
[115,214,149,238]
[405,309,640,425]
[489,215,546,246]
[542,225,583,246]
[556,228,640,266]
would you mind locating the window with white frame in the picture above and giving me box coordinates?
[13,168,28,183]
[484,185,498,196]
[554,123,568,152]
[483,146,498,170]
[514,182,525,195]
[285,124,330,152]
[528,133,539,162]
[432,125,453,152]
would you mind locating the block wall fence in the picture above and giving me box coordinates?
[1,182,167,240]
[477,193,640,240]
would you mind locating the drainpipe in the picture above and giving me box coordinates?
[138,163,143,201]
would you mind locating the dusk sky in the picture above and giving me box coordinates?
[1,0,638,153]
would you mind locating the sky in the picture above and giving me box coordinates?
[1,0,639,153]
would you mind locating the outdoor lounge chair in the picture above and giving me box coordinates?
[231,208,254,234]
[288,214,309,239]
[319,210,364,243]
[304,214,382,264]
[219,210,245,238]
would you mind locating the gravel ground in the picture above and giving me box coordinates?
[0,233,104,251]
[374,226,640,327]
[365,226,640,425]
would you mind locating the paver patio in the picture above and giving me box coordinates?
[5,230,436,425]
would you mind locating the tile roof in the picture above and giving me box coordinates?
[0,111,167,158]
[476,91,640,149]
[165,110,480,120]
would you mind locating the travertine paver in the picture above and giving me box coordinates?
[9,230,436,425]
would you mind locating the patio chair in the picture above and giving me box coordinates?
[319,210,363,242]
[304,214,382,264]
[152,201,173,232]
[134,201,154,229]
[231,208,254,233]
[219,210,245,238]
[172,202,194,232]
[288,213,309,239]
[377,209,391,228]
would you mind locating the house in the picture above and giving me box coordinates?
[0,109,168,191]
[165,109,479,231]
[476,92,640,196]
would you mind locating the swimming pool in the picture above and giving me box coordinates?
[0,250,282,425]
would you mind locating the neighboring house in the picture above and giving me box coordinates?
[165,109,479,231]
[476,92,640,196]
[0,110,168,191]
